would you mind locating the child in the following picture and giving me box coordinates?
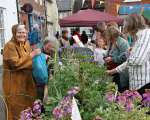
[94,39,107,65]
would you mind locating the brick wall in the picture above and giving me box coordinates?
[18,0,47,38]
[18,0,45,14]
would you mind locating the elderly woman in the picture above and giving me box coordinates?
[42,36,59,56]
[35,36,59,102]
[107,14,150,94]
[104,26,130,92]
[3,24,40,119]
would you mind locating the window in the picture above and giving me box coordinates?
[39,0,43,5]
[35,0,38,3]
[0,8,5,48]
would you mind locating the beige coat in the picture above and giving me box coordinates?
[3,25,36,120]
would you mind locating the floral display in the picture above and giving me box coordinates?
[52,87,80,119]
[21,53,150,120]
[105,90,150,112]
[20,100,42,120]
[142,90,150,107]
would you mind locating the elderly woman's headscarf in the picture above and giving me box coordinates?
[11,24,27,42]
[12,24,19,40]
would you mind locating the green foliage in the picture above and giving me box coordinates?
[94,104,150,120]
[43,52,149,120]
[44,53,113,120]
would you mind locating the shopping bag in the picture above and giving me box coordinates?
[32,53,48,84]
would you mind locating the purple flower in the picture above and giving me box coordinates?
[122,90,142,102]
[105,92,116,102]
[89,59,95,62]
[53,106,63,119]
[131,91,142,100]
[105,90,143,112]
[20,107,33,120]
[53,94,73,119]
[116,95,127,106]
[142,91,150,107]
[122,90,133,98]
[20,99,43,120]
[67,86,80,96]
[125,99,134,112]
[32,100,42,117]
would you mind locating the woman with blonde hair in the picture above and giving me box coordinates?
[107,14,150,94]
[3,24,41,119]
[104,25,130,92]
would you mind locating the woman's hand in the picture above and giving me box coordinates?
[43,85,48,103]
[126,47,132,58]
[106,69,117,75]
[30,48,41,58]
[104,57,112,63]
[45,55,51,60]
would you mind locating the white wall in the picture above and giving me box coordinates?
[0,0,18,65]
[46,0,60,36]
[0,0,18,42]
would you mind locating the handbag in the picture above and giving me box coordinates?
[106,61,119,70]
[106,42,119,70]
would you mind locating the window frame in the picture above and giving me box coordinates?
[0,7,5,48]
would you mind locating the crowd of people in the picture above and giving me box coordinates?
[2,13,150,119]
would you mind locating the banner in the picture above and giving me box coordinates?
[73,35,84,47]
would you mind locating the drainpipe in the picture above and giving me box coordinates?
[16,0,20,23]
[44,0,48,35]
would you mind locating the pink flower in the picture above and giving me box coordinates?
[20,107,33,120]
[20,99,43,120]
[53,95,72,119]
[117,95,127,106]
[105,92,116,102]
[142,91,150,107]
[122,90,142,102]
[67,86,80,96]
[125,99,134,112]
[53,106,63,119]
[32,100,42,118]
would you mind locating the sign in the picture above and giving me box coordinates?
[21,3,33,13]
[123,0,141,2]
[73,35,84,47]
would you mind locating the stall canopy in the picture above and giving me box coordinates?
[59,9,122,27]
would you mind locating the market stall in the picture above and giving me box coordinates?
[59,9,122,27]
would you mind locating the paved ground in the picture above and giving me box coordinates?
[0,66,2,95]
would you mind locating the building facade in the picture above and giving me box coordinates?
[0,0,18,65]
[18,0,46,38]
[46,0,59,36]
[119,0,150,15]
[56,0,75,19]
[105,0,150,16]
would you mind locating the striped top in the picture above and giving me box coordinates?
[116,28,150,90]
